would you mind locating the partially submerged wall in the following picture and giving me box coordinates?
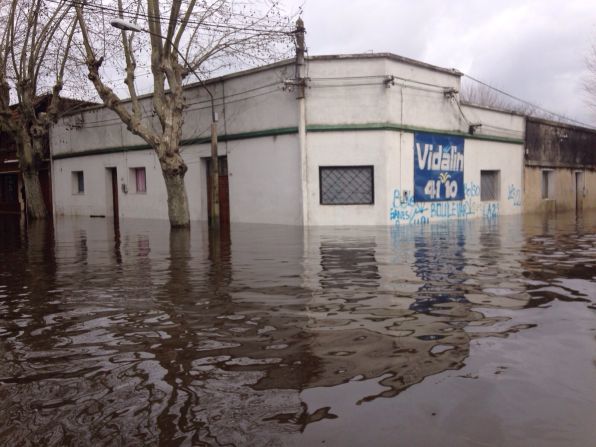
[524,118,596,214]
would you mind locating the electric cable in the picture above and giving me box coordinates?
[463,73,594,129]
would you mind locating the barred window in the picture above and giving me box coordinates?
[320,166,374,205]
[481,170,500,201]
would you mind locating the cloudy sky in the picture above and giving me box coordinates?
[280,0,596,125]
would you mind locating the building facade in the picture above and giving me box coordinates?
[50,53,583,226]
[523,117,596,214]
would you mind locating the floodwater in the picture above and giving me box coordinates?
[0,213,595,447]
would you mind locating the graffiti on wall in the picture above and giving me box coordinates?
[507,184,522,207]
[389,180,519,225]
[483,202,499,219]
[414,132,465,202]
[390,189,429,225]
[390,181,513,225]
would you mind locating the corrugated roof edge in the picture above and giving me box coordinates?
[58,52,461,118]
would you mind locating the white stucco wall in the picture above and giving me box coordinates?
[52,149,171,219]
[303,130,523,226]
[50,53,526,227]
[305,55,463,132]
[300,56,525,226]
[51,61,302,224]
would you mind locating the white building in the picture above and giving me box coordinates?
[50,53,525,226]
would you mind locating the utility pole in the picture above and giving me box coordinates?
[295,18,306,99]
[210,109,220,232]
[295,18,308,226]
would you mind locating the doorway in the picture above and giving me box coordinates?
[107,167,119,219]
[575,171,584,213]
[0,173,19,213]
[206,156,230,228]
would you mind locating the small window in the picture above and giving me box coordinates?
[320,166,374,205]
[480,170,500,201]
[542,170,554,199]
[130,167,146,193]
[72,171,84,194]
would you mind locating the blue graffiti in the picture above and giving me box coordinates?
[390,189,429,225]
[464,182,480,198]
[483,203,499,220]
[507,184,522,206]
[430,199,476,218]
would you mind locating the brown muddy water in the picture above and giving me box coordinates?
[0,213,595,446]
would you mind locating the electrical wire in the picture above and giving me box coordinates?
[463,73,594,129]
[45,0,295,35]
[66,83,282,128]
[65,78,282,126]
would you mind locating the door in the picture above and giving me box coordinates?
[575,171,584,213]
[107,168,119,219]
[0,173,19,213]
[206,156,230,228]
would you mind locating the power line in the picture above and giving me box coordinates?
[463,73,594,129]
[45,0,295,35]
[62,80,283,127]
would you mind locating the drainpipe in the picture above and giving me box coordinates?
[295,18,308,226]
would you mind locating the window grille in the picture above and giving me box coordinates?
[481,170,499,201]
[320,166,374,205]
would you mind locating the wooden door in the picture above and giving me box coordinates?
[575,171,583,213]
[109,168,119,219]
[206,156,230,228]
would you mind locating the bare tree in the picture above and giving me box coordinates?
[0,0,78,219]
[583,43,596,114]
[460,79,566,123]
[74,0,293,227]
[460,81,535,115]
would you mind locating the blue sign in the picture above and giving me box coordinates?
[414,132,465,202]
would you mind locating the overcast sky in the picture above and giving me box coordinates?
[280,0,596,126]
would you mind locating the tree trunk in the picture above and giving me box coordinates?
[18,133,48,219]
[21,170,47,219]
[160,152,190,228]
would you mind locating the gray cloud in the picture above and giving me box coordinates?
[283,0,596,124]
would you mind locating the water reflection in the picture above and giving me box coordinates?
[0,213,595,446]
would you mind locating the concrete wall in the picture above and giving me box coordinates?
[524,167,596,214]
[51,62,302,224]
[50,54,527,226]
[51,62,297,157]
[52,134,302,224]
[303,130,523,226]
[523,118,596,214]
[302,57,525,225]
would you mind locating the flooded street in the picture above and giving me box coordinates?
[0,213,595,446]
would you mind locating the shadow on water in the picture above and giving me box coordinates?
[0,213,595,445]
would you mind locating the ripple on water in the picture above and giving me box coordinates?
[0,214,594,446]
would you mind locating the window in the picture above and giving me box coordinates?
[480,170,500,201]
[0,174,18,204]
[130,167,146,193]
[72,171,84,194]
[542,170,555,199]
[320,166,374,205]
